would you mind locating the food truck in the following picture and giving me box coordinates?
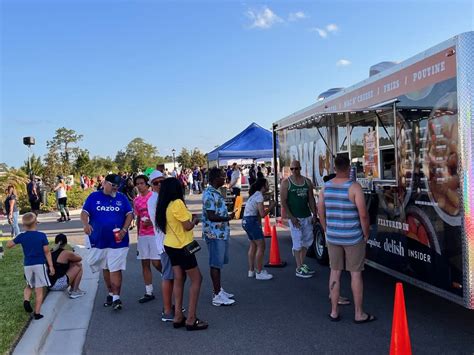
[272,32,473,309]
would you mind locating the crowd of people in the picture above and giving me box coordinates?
[6,155,375,326]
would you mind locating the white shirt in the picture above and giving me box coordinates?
[244,191,264,217]
[230,170,242,189]
[57,186,67,199]
[146,191,165,254]
[187,172,193,184]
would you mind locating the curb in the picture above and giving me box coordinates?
[13,246,99,355]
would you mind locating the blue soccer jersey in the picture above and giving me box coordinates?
[82,191,133,249]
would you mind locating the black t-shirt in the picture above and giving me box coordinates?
[27,181,39,201]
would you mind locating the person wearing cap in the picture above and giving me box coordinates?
[146,170,176,321]
[133,174,161,303]
[80,173,134,311]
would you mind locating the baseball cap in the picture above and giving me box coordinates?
[149,170,164,182]
[105,174,121,185]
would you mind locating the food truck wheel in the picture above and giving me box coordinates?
[313,223,329,265]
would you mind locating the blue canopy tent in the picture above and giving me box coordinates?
[207,122,276,166]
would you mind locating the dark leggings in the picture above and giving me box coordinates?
[58,197,70,219]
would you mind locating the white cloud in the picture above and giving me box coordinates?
[326,23,339,33]
[336,59,351,67]
[288,11,307,21]
[310,27,328,38]
[246,6,283,29]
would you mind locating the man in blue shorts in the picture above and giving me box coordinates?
[202,167,235,306]
[81,174,134,311]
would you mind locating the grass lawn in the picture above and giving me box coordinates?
[0,237,54,355]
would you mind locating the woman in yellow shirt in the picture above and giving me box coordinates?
[156,178,208,331]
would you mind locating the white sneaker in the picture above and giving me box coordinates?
[220,287,234,299]
[256,270,273,280]
[212,291,235,306]
[69,290,85,299]
[248,270,256,278]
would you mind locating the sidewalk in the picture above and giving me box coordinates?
[13,246,99,355]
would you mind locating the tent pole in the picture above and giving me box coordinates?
[272,123,279,217]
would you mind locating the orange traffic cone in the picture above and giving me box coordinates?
[390,283,412,355]
[265,226,287,268]
[263,215,272,238]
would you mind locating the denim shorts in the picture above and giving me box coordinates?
[206,239,229,269]
[160,251,174,280]
[242,216,264,241]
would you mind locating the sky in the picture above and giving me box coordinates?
[1,0,473,168]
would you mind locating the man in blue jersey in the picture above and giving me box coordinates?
[81,174,134,311]
[318,155,375,323]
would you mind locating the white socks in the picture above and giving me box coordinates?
[145,284,153,295]
[112,295,120,302]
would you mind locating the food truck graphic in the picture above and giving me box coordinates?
[272,32,474,309]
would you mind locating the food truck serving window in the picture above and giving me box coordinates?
[349,114,377,178]
[347,109,397,183]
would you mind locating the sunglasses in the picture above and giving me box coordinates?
[290,167,301,171]
[152,181,161,186]
[106,181,119,188]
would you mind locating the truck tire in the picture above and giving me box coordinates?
[313,223,329,265]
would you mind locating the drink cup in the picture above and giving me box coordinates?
[113,228,121,243]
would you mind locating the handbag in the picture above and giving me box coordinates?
[167,216,201,256]
[183,240,201,256]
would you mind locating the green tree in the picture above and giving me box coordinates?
[20,154,44,177]
[74,149,91,175]
[46,127,83,175]
[177,148,192,169]
[90,156,116,175]
[190,148,207,168]
[115,138,160,172]
[43,150,63,188]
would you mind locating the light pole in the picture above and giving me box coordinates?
[22,137,35,177]
[172,149,176,169]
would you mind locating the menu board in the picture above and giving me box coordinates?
[363,130,379,178]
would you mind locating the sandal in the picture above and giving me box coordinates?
[186,318,209,331]
[328,314,341,322]
[173,317,186,329]
[338,297,351,306]
[354,313,377,324]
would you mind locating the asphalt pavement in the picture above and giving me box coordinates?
[4,198,473,354]
[82,196,474,355]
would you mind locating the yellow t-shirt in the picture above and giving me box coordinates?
[163,199,193,248]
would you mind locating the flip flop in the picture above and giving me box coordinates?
[186,318,209,331]
[354,313,377,324]
[338,297,351,306]
[328,314,341,322]
[173,317,187,329]
[328,297,351,305]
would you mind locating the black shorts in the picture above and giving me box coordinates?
[232,187,241,196]
[164,245,198,271]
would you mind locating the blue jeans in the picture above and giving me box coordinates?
[10,211,20,237]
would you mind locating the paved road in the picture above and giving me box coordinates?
[4,199,473,354]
